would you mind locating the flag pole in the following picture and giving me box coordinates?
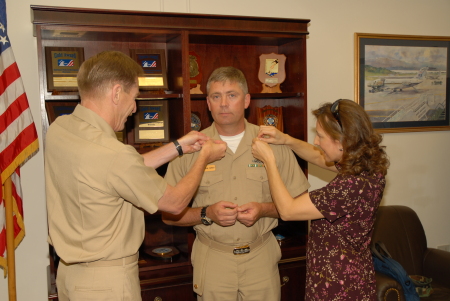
[4,176,17,301]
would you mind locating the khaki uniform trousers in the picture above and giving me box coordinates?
[193,232,282,301]
[56,253,141,301]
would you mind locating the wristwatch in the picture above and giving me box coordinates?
[201,206,213,225]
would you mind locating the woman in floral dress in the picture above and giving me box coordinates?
[251,99,389,300]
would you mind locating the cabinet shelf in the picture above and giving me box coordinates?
[190,92,304,100]
[44,94,183,102]
[139,252,191,272]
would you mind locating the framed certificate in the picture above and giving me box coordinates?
[130,49,168,90]
[45,47,84,92]
[134,100,169,143]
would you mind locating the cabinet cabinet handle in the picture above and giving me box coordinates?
[281,276,290,287]
[154,297,162,301]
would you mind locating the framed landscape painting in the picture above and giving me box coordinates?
[355,33,450,133]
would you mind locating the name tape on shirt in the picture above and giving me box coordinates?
[205,165,216,171]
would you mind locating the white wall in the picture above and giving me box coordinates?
[2,0,450,300]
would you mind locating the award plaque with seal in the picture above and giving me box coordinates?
[258,53,286,93]
[191,113,201,131]
[134,100,169,143]
[45,47,84,92]
[256,105,284,132]
[189,51,203,94]
[146,246,180,260]
[130,49,168,91]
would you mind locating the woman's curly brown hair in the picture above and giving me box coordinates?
[313,99,390,176]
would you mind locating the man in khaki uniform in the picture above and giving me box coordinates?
[163,67,310,301]
[45,51,226,301]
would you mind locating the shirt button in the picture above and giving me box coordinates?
[234,197,237,200]
[233,176,236,180]
[194,284,198,289]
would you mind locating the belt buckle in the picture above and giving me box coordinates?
[233,245,250,255]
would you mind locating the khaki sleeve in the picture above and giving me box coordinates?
[108,145,166,214]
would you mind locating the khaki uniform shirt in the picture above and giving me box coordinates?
[165,120,310,245]
[45,105,167,263]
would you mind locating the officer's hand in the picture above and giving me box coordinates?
[208,201,238,227]
[177,131,209,154]
[200,140,227,164]
[236,202,263,227]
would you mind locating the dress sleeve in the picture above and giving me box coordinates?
[309,174,366,223]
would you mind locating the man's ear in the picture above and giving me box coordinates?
[111,84,122,105]
[244,94,251,109]
[206,97,212,111]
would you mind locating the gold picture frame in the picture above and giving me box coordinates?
[355,33,450,133]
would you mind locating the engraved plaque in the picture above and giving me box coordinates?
[258,53,286,93]
[45,47,84,92]
[130,49,168,90]
[256,105,284,132]
[134,100,169,143]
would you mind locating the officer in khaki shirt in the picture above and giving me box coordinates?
[45,51,226,301]
[163,67,310,301]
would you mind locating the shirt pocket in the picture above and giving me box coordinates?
[245,167,270,202]
[195,173,223,207]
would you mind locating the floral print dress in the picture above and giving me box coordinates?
[306,165,386,301]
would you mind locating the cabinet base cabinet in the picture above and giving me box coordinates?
[280,260,307,300]
[141,284,196,301]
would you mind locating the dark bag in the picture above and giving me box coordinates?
[371,241,420,301]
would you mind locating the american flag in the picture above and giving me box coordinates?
[58,59,74,67]
[144,112,159,120]
[0,0,39,276]
[143,60,157,68]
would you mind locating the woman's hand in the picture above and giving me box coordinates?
[251,138,275,164]
[257,125,288,145]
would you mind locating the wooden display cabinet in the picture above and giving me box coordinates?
[32,6,310,300]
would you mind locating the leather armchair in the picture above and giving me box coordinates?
[371,205,450,301]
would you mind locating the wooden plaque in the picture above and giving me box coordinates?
[258,53,286,93]
[256,105,284,132]
[130,49,168,90]
[134,100,169,143]
[45,47,84,92]
[189,51,203,94]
